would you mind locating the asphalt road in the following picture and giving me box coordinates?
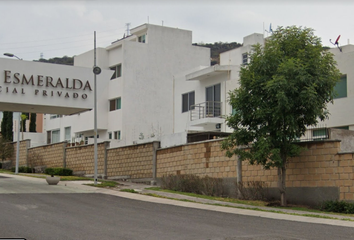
[1,192,353,240]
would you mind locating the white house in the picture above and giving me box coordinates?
[168,33,264,147]
[171,33,353,146]
[44,23,210,147]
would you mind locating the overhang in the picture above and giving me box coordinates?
[0,58,113,115]
[186,65,238,81]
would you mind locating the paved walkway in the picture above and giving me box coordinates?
[1,173,354,228]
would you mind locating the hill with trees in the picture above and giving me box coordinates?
[35,56,74,65]
[193,42,242,65]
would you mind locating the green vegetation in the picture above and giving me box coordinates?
[86,180,120,188]
[0,136,14,162]
[35,56,74,65]
[222,26,341,206]
[120,189,138,193]
[193,42,242,65]
[1,112,13,141]
[29,113,37,132]
[11,166,33,173]
[45,167,73,176]
[320,200,354,214]
[161,174,225,197]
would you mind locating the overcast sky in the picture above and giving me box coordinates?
[0,0,353,61]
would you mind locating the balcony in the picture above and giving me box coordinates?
[189,101,224,128]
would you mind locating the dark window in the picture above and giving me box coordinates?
[110,64,122,79]
[138,35,146,43]
[109,98,121,111]
[242,53,248,65]
[206,83,221,117]
[334,74,347,99]
[182,91,195,113]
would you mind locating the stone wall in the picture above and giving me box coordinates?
[106,142,155,179]
[157,140,237,178]
[156,139,354,205]
[66,142,108,175]
[8,140,30,167]
[28,142,67,168]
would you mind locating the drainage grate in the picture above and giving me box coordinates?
[0,176,10,178]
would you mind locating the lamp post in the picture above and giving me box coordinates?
[93,32,101,185]
[3,53,22,174]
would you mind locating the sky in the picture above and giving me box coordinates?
[0,0,353,61]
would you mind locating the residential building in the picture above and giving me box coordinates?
[44,23,210,147]
[171,33,353,147]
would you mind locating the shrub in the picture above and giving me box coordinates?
[235,181,268,201]
[45,168,73,176]
[11,166,33,173]
[320,200,354,214]
[161,174,225,197]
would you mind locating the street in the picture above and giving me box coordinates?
[0,174,353,240]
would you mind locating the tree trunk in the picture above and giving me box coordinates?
[277,166,287,206]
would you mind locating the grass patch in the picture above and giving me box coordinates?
[142,192,354,222]
[59,176,92,181]
[86,180,120,188]
[120,189,138,193]
[145,187,266,207]
[145,187,354,219]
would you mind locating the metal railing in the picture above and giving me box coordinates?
[190,101,222,121]
[296,124,329,142]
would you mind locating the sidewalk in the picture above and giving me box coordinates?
[112,180,354,222]
[2,172,354,227]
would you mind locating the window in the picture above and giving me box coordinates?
[108,131,121,140]
[242,53,248,65]
[312,128,327,139]
[334,126,349,130]
[114,131,121,140]
[109,98,121,111]
[47,129,60,144]
[182,91,195,113]
[333,74,347,99]
[138,34,146,43]
[110,64,122,79]
[206,84,221,117]
[50,114,61,119]
[64,127,71,142]
[231,107,238,116]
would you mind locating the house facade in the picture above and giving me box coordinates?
[32,26,352,148]
[44,23,210,148]
[171,33,353,146]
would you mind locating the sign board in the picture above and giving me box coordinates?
[0,58,112,115]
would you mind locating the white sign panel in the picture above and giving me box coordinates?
[0,58,112,115]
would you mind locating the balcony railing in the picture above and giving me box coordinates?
[190,101,222,121]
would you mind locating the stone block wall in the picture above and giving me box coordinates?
[107,143,154,179]
[156,139,354,202]
[8,140,30,167]
[156,140,237,178]
[28,142,66,168]
[66,142,108,175]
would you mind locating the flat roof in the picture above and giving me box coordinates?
[186,65,238,81]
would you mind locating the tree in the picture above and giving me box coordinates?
[29,113,37,132]
[0,136,13,162]
[221,26,341,206]
[1,111,13,142]
[21,113,29,133]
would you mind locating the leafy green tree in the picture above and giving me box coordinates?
[29,113,37,132]
[1,112,13,142]
[221,26,341,206]
[0,136,13,162]
[21,113,29,133]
